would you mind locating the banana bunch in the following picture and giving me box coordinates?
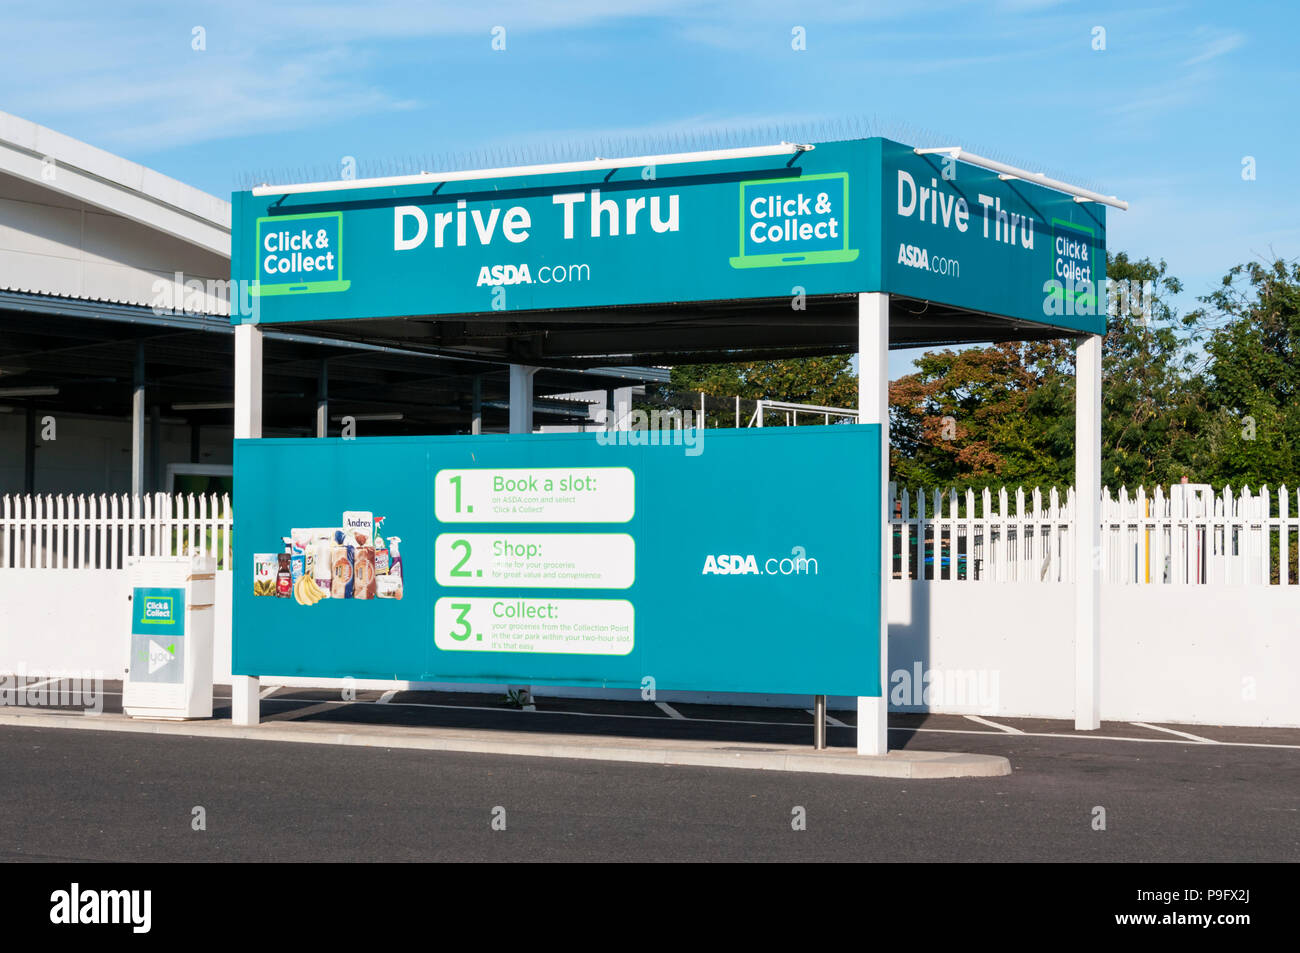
[253,578,276,596]
[293,574,328,605]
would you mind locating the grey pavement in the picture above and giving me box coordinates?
[0,681,1297,862]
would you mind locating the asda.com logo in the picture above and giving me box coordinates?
[897,243,960,277]
[474,262,592,286]
[702,547,819,576]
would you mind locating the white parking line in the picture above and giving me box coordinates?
[892,726,1300,749]
[965,714,1023,734]
[19,677,62,692]
[807,709,847,727]
[247,696,1299,748]
[655,702,685,719]
[69,689,1300,751]
[377,690,398,705]
[258,685,278,700]
[1131,721,1217,744]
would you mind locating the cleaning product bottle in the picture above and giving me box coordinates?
[373,517,389,575]
[387,536,403,600]
[312,534,333,598]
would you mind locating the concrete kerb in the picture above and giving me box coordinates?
[0,709,1010,779]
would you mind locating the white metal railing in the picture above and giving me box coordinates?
[892,483,1300,586]
[747,399,859,428]
[0,493,232,570]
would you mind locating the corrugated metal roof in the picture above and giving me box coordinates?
[0,282,228,316]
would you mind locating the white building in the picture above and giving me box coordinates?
[0,109,660,496]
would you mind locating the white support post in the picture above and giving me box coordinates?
[612,386,633,431]
[150,404,161,492]
[471,375,482,435]
[1074,333,1102,730]
[22,404,35,494]
[509,364,537,435]
[315,359,328,439]
[508,363,537,709]
[131,342,145,499]
[858,292,890,755]
[232,323,262,726]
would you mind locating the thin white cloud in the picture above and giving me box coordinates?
[1107,26,1247,125]
[993,0,1065,11]
[3,43,417,151]
[1183,31,1245,66]
[0,0,921,150]
[1107,80,1202,120]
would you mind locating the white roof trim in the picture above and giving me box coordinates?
[0,110,231,257]
[913,146,1128,211]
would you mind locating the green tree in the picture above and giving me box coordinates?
[1098,253,1203,487]
[664,355,858,428]
[889,253,1201,492]
[661,253,1292,495]
[888,340,1074,492]
[1188,257,1300,487]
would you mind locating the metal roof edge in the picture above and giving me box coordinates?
[0,110,231,256]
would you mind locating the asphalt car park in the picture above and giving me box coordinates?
[1,680,1296,862]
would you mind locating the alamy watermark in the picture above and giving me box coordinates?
[1043,276,1157,323]
[0,665,103,715]
[594,407,704,456]
[50,883,150,933]
[151,272,261,323]
[889,662,1000,714]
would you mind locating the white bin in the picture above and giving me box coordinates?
[123,555,215,719]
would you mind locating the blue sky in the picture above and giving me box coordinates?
[4,0,1295,376]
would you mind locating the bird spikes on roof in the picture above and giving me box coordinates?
[234,115,1105,196]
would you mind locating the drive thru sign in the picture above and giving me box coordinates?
[232,138,1105,335]
[228,135,1116,747]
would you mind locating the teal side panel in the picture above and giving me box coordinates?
[879,138,1107,334]
[232,427,882,697]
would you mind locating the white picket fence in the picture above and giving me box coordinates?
[893,483,1299,585]
[0,493,232,570]
[1,485,1296,586]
